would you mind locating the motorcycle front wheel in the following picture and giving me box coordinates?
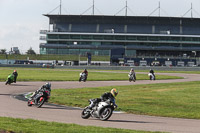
[81,108,91,119]
[99,107,113,121]
[36,97,46,108]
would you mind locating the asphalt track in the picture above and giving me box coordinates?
[1,72,200,133]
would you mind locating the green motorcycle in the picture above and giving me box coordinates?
[5,74,15,85]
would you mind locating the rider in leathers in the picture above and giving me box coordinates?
[88,88,118,109]
[30,83,51,103]
[149,69,156,80]
[128,68,136,81]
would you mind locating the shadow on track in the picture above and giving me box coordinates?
[0,93,12,96]
[41,103,82,111]
[108,119,162,124]
[8,84,33,86]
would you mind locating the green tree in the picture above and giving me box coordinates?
[26,47,36,55]
[0,49,6,54]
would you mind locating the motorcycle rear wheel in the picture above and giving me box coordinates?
[99,107,113,121]
[27,100,33,107]
[81,108,91,119]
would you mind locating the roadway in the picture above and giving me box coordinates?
[0,73,200,133]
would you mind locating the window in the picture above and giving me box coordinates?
[70,35,81,39]
[115,36,125,40]
[126,36,137,40]
[59,35,70,39]
[104,35,114,40]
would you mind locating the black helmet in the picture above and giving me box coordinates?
[45,82,51,89]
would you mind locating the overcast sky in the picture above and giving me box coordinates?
[0,0,200,54]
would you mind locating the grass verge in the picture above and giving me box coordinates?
[0,117,162,133]
[50,81,200,119]
[0,67,181,81]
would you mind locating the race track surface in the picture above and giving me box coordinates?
[0,72,200,133]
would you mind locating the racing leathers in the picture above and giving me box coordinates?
[128,70,136,80]
[88,92,117,109]
[30,85,51,103]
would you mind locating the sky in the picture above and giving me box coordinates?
[0,0,200,54]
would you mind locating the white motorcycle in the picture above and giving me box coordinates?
[148,73,155,80]
[81,99,117,121]
[79,73,86,82]
[128,73,136,82]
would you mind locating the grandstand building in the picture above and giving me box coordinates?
[40,15,200,66]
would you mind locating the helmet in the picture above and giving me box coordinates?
[45,82,51,89]
[131,68,134,71]
[14,70,17,72]
[84,69,87,71]
[111,88,118,97]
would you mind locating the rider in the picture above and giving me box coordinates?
[30,82,51,102]
[128,68,136,81]
[149,69,155,80]
[13,70,18,83]
[88,88,118,109]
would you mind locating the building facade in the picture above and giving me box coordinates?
[40,15,200,65]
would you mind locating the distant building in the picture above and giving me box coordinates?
[10,47,20,54]
[40,15,200,65]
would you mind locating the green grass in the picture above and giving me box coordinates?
[0,67,181,81]
[0,117,162,133]
[50,81,200,119]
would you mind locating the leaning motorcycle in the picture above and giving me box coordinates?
[79,73,86,82]
[27,89,50,108]
[81,99,117,121]
[148,73,155,80]
[5,74,15,85]
[128,73,136,82]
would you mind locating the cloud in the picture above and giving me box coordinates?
[0,23,42,53]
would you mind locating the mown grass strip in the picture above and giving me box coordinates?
[0,117,163,133]
[0,67,181,81]
[50,81,200,119]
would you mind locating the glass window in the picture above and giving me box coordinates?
[160,36,170,41]
[137,36,147,41]
[126,36,136,40]
[48,34,58,39]
[104,35,114,40]
[182,37,192,41]
[81,35,92,39]
[59,35,70,39]
[70,35,81,39]
[115,36,125,40]
[148,36,159,41]
[171,37,180,41]
[191,38,199,42]
[93,35,103,40]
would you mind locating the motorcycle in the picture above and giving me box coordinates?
[27,89,50,108]
[5,74,15,85]
[79,73,87,82]
[148,73,155,80]
[128,73,136,82]
[81,98,117,121]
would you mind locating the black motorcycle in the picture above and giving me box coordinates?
[81,99,117,121]
[27,89,50,108]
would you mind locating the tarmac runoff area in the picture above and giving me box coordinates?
[1,72,200,133]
